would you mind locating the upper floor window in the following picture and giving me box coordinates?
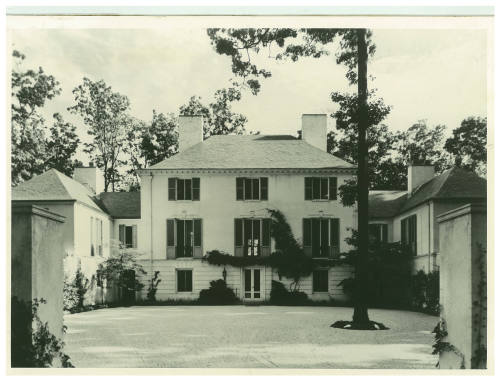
[234,218,271,257]
[303,218,340,258]
[166,219,203,259]
[401,215,417,256]
[168,178,200,201]
[305,177,337,201]
[236,177,268,201]
[119,224,137,249]
[369,223,388,244]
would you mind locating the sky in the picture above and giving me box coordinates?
[10,26,487,163]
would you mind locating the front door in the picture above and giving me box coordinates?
[244,268,262,300]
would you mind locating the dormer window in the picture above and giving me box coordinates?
[305,177,337,201]
[236,177,268,201]
[168,178,200,201]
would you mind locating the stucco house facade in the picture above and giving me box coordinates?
[368,166,487,274]
[135,114,357,302]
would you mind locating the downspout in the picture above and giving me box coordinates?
[428,201,431,273]
[150,172,154,281]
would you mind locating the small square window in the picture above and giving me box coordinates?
[177,270,193,292]
[313,270,329,292]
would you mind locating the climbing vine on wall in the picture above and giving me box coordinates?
[432,318,465,369]
[203,209,340,290]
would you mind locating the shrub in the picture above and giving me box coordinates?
[411,270,440,315]
[270,280,310,306]
[11,297,73,368]
[147,271,161,302]
[62,275,79,311]
[198,279,238,305]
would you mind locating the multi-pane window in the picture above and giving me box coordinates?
[91,217,103,256]
[168,178,200,201]
[90,217,94,256]
[313,269,329,292]
[305,177,337,200]
[234,218,271,257]
[369,223,388,244]
[177,269,193,292]
[236,177,268,201]
[166,219,203,258]
[119,224,137,249]
[303,218,340,258]
[401,215,417,256]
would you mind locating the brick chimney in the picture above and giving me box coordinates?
[301,114,327,151]
[408,165,435,194]
[74,162,104,195]
[179,115,204,152]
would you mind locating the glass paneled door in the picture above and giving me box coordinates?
[244,268,262,300]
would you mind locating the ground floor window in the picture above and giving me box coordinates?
[312,269,329,292]
[119,224,137,248]
[177,269,193,292]
[369,223,388,244]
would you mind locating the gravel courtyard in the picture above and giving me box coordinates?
[64,305,438,369]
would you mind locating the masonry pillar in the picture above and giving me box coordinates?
[437,203,487,369]
[11,204,66,366]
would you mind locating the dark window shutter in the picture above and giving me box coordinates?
[176,219,185,257]
[194,219,202,247]
[236,178,244,200]
[262,218,270,247]
[119,224,125,245]
[382,224,388,243]
[303,218,311,246]
[192,177,200,200]
[329,177,337,200]
[186,271,193,292]
[166,219,176,259]
[320,219,329,257]
[168,178,176,200]
[260,177,268,200]
[330,218,340,257]
[305,177,312,200]
[235,219,243,246]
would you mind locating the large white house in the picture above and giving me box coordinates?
[135,114,357,302]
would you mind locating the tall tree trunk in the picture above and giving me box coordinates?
[352,28,370,324]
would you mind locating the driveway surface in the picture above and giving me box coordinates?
[64,305,438,368]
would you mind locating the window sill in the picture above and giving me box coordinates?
[237,199,267,202]
[312,291,329,294]
[309,199,335,202]
[176,291,195,293]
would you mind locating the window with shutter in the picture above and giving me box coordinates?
[236,177,268,201]
[235,219,243,257]
[401,215,416,255]
[166,219,176,259]
[330,218,340,257]
[305,177,338,200]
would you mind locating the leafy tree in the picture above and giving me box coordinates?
[444,116,487,177]
[11,51,81,184]
[207,28,378,327]
[68,78,130,192]
[395,120,452,173]
[45,113,82,176]
[11,50,60,185]
[179,87,248,137]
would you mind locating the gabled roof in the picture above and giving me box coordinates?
[12,169,103,211]
[98,192,141,219]
[368,190,407,219]
[148,134,355,170]
[368,167,487,218]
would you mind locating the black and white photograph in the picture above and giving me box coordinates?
[4,3,495,374]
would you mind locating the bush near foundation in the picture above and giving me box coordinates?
[270,281,310,306]
[411,270,440,315]
[198,279,239,305]
[11,297,73,368]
